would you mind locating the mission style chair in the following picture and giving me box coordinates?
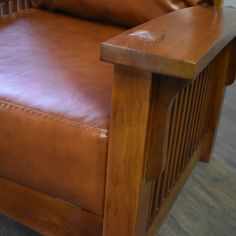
[0,0,235,235]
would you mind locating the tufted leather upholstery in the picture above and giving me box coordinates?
[0,9,123,215]
[31,0,207,27]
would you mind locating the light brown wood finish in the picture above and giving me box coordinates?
[145,55,223,234]
[0,3,235,236]
[214,0,224,6]
[145,76,188,180]
[103,67,191,236]
[142,57,219,231]
[0,176,102,236]
[103,65,153,236]
[102,6,236,236]
[200,42,235,162]
[101,6,236,79]
[147,132,209,236]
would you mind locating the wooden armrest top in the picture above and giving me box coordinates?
[101,6,236,80]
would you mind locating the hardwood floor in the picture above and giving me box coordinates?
[0,82,235,236]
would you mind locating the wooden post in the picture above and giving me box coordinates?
[200,41,235,162]
[103,65,153,236]
[214,0,224,6]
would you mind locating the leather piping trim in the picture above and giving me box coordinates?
[0,100,108,137]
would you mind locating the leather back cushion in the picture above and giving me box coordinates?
[32,0,206,27]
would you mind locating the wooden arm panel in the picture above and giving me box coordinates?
[101,6,236,79]
[103,5,236,236]
[103,41,236,236]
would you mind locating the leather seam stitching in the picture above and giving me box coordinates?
[0,100,108,137]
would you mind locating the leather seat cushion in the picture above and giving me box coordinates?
[32,0,205,27]
[0,9,123,216]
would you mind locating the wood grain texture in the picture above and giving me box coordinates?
[214,0,224,6]
[0,2,235,236]
[102,26,236,236]
[147,132,208,236]
[145,55,220,234]
[0,176,102,236]
[101,6,236,79]
[103,65,153,236]
[158,82,236,236]
[200,42,233,162]
[145,76,188,180]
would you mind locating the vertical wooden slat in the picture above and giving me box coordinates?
[166,95,181,191]
[182,82,197,166]
[145,76,187,181]
[153,176,162,213]
[0,2,5,16]
[170,91,184,185]
[176,86,192,177]
[191,67,209,152]
[147,179,159,222]
[173,89,187,181]
[197,59,216,141]
[195,64,212,143]
[165,99,178,195]
[158,99,176,205]
[187,72,204,161]
[179,84,194,172]
[202,59,218,135]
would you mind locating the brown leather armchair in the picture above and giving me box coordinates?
[0,0,235,235]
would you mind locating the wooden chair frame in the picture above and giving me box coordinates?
[102,41,236,236]
[0,1,235,236]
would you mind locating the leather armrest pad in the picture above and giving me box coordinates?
[101,6,236,80]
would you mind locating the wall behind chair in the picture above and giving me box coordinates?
[224,0,236,7]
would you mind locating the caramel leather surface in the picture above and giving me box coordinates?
[32,0,207,27]
[0,9,123,215]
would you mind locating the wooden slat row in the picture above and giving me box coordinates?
[148,56,219,226]
[0,0,30,16]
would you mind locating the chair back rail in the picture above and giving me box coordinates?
[0,0,31,16]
